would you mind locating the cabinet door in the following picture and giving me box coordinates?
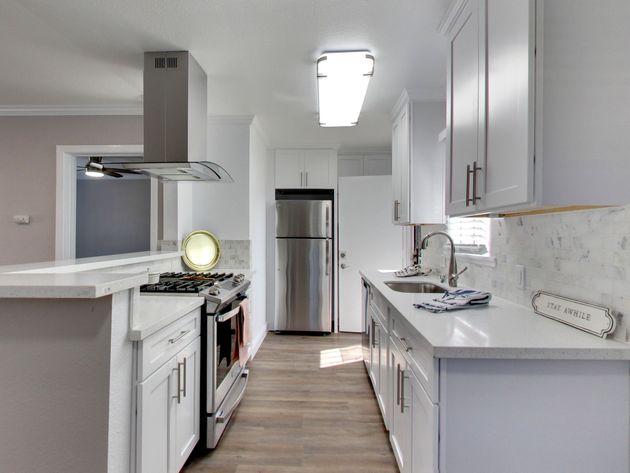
[364,154,392,176]
[171,338,201,473]
[445,0,484,216]
[276,149,304,188]
[390,344,412,473]
[338,155,364,177]
[304,149,333,188]
[137,358,175,473]
[410,373,439,473]
[481,0,535,211]
[392,104,411,224]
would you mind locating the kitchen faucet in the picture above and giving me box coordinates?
[420,231,468,287]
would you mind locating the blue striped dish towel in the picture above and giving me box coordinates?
[413,288,492,313]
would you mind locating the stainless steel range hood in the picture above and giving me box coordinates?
[120,51,233,182]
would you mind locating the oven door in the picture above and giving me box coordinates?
[207,296,247,413]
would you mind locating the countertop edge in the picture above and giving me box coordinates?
[360,270,630,361]
[129,296,204,341]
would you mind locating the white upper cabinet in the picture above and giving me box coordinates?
[275,149,337,189]
[442,0,630,216]
[338,154,392,177]
[391,91,445,225]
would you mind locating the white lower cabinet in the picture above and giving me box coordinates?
[368,304,389,426]
[135,310,201,473]
[390,334,438,473]
[363,280,630,473]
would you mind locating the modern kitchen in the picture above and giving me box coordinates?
[0,1,629,473]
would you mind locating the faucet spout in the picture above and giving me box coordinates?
[419,231,466,287]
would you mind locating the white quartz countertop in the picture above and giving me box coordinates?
[361,270,630,360]
[0,272,148,299]
[130,295,204,341]
[0,251,182,274]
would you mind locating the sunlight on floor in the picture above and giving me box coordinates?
[320,344,363,368]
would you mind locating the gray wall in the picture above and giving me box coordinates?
[76,178,150,258]
[0,116,142,265]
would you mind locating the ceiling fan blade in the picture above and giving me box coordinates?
[106,167,141,174]
[102,169,123,178]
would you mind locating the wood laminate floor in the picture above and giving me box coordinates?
[183,332,398,473]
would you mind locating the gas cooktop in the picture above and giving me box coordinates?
[140,271,250,311]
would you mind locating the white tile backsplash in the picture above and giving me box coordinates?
[421,206,630,344]
[215,240,251,270]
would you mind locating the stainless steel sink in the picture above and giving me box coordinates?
[384,281,446,294]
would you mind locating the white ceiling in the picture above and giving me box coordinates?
[0,0,449,149]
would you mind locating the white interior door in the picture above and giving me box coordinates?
[338,176,403,332]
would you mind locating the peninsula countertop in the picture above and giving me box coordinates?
[361,270,630,360]
[0,272,149,299]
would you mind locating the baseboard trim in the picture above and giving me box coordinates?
[249,324,268,359]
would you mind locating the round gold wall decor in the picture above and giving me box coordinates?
[181,230,221,271]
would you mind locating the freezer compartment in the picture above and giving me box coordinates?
[275,238,332,332]
[276,200,332,238]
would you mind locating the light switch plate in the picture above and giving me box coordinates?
[13,215,30,224]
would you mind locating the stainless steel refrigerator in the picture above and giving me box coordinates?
[275,199,332,333]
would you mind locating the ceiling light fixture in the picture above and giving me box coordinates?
[316,50,374,127]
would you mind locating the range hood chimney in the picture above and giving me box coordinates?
[120,51,233,182]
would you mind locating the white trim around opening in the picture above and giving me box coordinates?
[55,144,158,260]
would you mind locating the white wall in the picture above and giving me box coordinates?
[0,116,142,265]
[191,120,250,239]
[248,119,269,346]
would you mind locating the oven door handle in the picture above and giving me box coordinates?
[215,306,240,323]
[215,369,249,423]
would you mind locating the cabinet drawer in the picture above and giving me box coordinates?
[390,310,438,403]
[369,288,389,331]
[139,309,201,380]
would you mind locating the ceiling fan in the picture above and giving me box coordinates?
[81,157,141,178]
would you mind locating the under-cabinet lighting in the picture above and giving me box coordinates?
[317,51,374,127]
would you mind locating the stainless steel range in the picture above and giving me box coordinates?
[141,271,251,449]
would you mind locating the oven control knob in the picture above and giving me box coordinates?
[208,287,220,296]
[233,273,245,283]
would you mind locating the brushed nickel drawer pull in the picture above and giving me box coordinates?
[168,329,191,344]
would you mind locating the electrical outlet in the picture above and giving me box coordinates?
[13,215,30,225]
[515,265,526,289]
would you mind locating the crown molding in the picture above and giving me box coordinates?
[0,104,143,116]
[438,0,468,36]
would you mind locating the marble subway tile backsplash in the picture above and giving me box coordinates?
[215,240,251,270]
[421,206,630,344]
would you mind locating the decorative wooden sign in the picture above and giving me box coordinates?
[531,291,616,338]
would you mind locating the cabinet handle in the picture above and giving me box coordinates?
[325,240,330,276]
[168,329,191,344]
[182,357,187,398]
[400,337,413,353]
[472,160,482,204]
[305,171,308,187]
[466,164,473,206]
[400,369,407,413]
[300,171,303,187]
[394,200,400,221]
[174,363,183,404]
[396,363,401,406]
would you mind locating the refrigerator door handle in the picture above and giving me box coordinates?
[325,240,330,276]
[325,205,330,236]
